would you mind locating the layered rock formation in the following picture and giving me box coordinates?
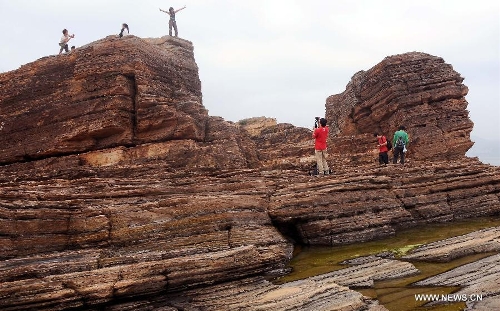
[408,227,500,310]
[326,52,474,163]
[237,117,313,169]
[0,35,258,170]
[0,36,288,310]
[403,226,500,262]
[269,159,500,245]
[0,35,499,311]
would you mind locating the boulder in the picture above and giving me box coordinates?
[326,52,473,163]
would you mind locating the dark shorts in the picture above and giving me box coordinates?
[59,43,69,52]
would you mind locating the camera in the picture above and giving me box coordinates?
[314,117,321,128]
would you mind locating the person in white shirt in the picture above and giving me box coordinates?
[119,23,129,38]
[59,29,74,54]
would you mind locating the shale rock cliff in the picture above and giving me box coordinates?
[0,36,499,311]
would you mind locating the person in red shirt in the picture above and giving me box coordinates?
[312,118,330,176]
[375,133,389,165]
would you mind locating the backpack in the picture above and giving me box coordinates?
[396,136,405,148]
[385,137,392,150]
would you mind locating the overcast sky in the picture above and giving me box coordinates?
[1,0,499,142]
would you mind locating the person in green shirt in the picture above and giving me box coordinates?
[392,126,409,164]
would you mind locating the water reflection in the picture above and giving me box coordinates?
[276,217,500,311]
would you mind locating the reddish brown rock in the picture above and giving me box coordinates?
[237,117,313,170]
[268,159,500,246]
[0,164,294,309]
[0,36,498,311]
[0,36,242,167]
[326,52,473,163]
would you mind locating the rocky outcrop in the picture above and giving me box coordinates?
[157,253,418,311]
[237,117,314,170]
[162,276,384,311]
[326,52,474,163]
[0,164,293,309]
[1,156,498,309]
[403,226,500,262]
[400,226,500,310]
[415,253,500,310]
[77,254,417,311]
[268,160,500,245]
[0,36,499,311]
[0,36,284,310]
[0,36,257,170]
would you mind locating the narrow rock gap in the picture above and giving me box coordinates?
[124,74,139,144]
[227,225,232,248]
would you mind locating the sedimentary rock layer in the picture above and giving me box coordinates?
[0,36,258,170]
[1,35,498,311]
[326,52,473,162]
[163,255,418,311]
[0,165,293,309]
[2,149,498,309]
[415,254,500,310]
[268,160,500,245]
[403,226,500,262]
[237,117,313,169]
[85,256,414,311]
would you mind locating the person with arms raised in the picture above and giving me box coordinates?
[159,5,186,37]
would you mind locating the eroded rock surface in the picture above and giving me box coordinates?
[0,36,499,311]
[0,36,257,170]
[0,166,294,309]
[163,276,383,311]
[403,226,500,262]
[415,254,500,311]
[320,255,419,288]
[268,160,500,245]
[237,117,314,170]
[326,52,473,163]
[93,255,414,311]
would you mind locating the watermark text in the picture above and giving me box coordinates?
[415,293,483,302]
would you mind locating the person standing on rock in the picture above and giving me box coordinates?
[119,23,129,38]
[375,133,389,165]
[159,6,186,37]
[392,126,409,164]
[313,118,330,176]
[59,29,75,54]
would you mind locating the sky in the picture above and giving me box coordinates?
[0,0,499,144]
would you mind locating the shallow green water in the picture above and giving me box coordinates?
[275,217,500,311]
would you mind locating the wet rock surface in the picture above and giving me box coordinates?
[321,255,419,288]
[403,226,500,262]
[402,226,500,310]
[415,254,500,310]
